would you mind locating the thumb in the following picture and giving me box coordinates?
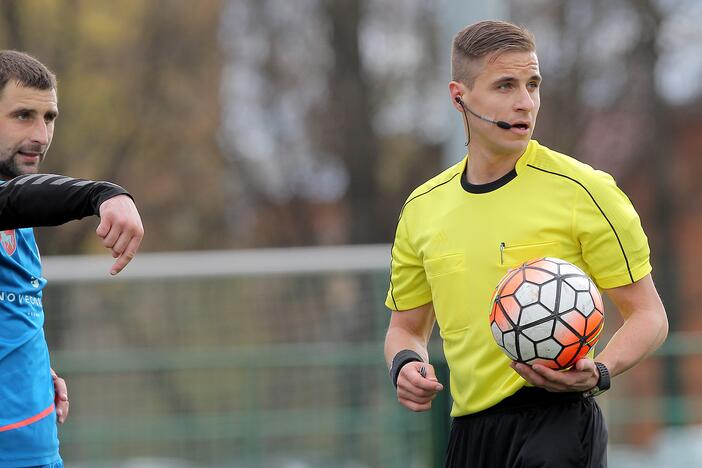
[575,358,592,372]
[421,364,444,390]
[423,364,439,381]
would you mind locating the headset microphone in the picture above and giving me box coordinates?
[454,96,512,130]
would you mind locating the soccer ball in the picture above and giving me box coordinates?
[489,257,604,370]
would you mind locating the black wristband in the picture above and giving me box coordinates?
[390,349,424,388]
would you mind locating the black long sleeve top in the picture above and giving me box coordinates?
[0,174,131,230]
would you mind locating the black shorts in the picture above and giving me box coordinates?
[445,387,608,468]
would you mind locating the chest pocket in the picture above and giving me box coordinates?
[501,241,561,268]
[425,253,465,277]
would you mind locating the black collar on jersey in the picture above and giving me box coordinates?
[461,163,518,194]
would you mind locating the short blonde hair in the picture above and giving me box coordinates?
[451,20,535,88]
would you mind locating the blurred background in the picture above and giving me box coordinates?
[2,0,702,466]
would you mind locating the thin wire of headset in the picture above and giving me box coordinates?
[455,97,471,146]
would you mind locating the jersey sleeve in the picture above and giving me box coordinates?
[0,173,131,230]
[574,170,651,289]
[385,209,432,311]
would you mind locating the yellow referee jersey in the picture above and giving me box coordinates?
[386,139,651,416]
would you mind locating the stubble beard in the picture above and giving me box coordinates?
[0,153,38,180]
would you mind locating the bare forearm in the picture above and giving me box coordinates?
[384,304,443,411]
[384,326,430,369]
[596,307,668,377]
[384,304,435,369]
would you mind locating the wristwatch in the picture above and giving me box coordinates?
[583,362,611,397]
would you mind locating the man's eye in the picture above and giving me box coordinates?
[16,113,30,120]
[498,83,513,90]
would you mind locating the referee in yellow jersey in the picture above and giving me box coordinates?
[384,20,668,468]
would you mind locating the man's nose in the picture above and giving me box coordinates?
[30,120,50,146]
[514,87,535,112]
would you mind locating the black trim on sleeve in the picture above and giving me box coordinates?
[389,236,401,311]
[398,172,461,219]
[389,172,461,309]
[526,164,634,283]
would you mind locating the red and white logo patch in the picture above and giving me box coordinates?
[1,230,17,256]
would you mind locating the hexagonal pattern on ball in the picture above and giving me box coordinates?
[489,257,605,370]
[515,282,540,307]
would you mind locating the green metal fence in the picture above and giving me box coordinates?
[52,344,447,467]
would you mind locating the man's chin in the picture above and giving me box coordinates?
[0,165,39,180]
[17,164,40,175]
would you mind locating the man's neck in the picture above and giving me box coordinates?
[465,142,527,185]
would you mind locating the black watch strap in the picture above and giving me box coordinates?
[584,362,611,397]
[390,349,423,388]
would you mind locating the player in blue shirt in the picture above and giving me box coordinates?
[1,50,145,467]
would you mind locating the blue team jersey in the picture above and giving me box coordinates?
[0,226,61,466]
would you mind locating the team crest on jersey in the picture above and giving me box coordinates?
[1,230,17,256]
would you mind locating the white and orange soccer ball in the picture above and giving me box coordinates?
[489,257,605,370]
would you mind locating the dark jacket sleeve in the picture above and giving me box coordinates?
[0,173,131,230]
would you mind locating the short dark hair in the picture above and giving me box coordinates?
[0,50,56,97]
[451,20,536,87]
